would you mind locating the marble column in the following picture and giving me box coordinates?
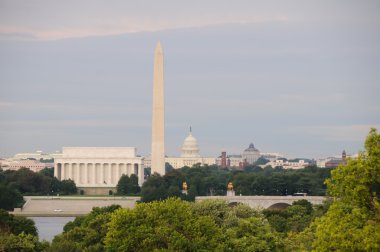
[75,163,80,184]
[100,164,104,185]
[108,163,112,185]
[91,163,96,185]
[62,164,66,180]
[70,163,73,180]
[112,163,117,185]
[85,164,89,185]
[54,163,58,178]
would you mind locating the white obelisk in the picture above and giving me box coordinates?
[151,42,165,175]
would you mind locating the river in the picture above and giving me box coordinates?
[29,217,75,242]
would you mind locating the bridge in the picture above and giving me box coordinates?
[10,196,329,216]
[195,196,328,209]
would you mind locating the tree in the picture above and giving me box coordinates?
[0,184,24,210]
[292,199,313,215]
[263,200,314,234]
[116,174,140,195]
[190,199,283,251]
[226,217,283,251]
[0,232,48,252]
[105,198,225,251]
[190,199,231,226]
[59,179,77,195]
[312,129,380,251]
[0,210,47,251]
[38,167,54,178]
[50,205,121,251]
[140,173,168,202]
[0,167,68,198]
[254,157,270,166]
[0,209,37,236]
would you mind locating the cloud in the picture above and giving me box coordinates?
[294,124,380,142]
[0,101,147,114]
[0,16,289,40]
[0,101,16,108]
[0,119,149,129]
[169,93,348,114]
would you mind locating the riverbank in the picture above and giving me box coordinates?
[11,196,140,217]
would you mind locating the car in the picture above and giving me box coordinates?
[53,209,63,212]
[293,192,307,196]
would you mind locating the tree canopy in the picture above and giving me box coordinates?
[311,128,380,251]
[0,167,78,210]
[140,164,331,202]
[0,209,48,251]
[116,174,140,195]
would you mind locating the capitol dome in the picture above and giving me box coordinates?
[242,143,260,165]
[181,129,200,158]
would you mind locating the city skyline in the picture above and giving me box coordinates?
[1,1,379,159]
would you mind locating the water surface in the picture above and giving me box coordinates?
[30,217,75,242]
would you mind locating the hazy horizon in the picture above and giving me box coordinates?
[1,1,379,159]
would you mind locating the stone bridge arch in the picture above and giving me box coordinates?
[267,202,291,210]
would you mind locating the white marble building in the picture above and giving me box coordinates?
[144,130,216,170]
[242,143,261,165]
[264,159,310,169]
[54,147,144,194]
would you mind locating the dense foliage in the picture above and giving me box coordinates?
[0,209,48,251]
[116,174,140,195]
[283,128,380,251]
[0,168,77,210]
[141,164,332,202]
[48,129,379,251]
[311,128,380,251]
[49,199,285,251]
[2,130,379,251]
[263,199,330,235]
[48,205,121,251]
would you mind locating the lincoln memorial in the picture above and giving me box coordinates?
[54,147,144,195]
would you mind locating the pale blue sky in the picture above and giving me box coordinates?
[0,0,379,158]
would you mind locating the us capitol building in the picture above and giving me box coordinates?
[143,128,216,169]
[48,42,259,194]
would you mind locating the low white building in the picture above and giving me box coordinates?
[54,147,144,195]
[13,150,56,161]
[265,159,309,169]
[1,159,52,172]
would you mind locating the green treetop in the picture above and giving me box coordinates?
[312,128,380,251]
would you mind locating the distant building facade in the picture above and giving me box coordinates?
[242,143,261,164]
[216,143,261,169]
[316,150,348,168]
[13,150,56,161]
[217,154,245,169]
[1,159,51,172]
[264,159,310,169]
[144,130,216,169]
[54,147,144,194]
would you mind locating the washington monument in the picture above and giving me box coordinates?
[151,42,165,175]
